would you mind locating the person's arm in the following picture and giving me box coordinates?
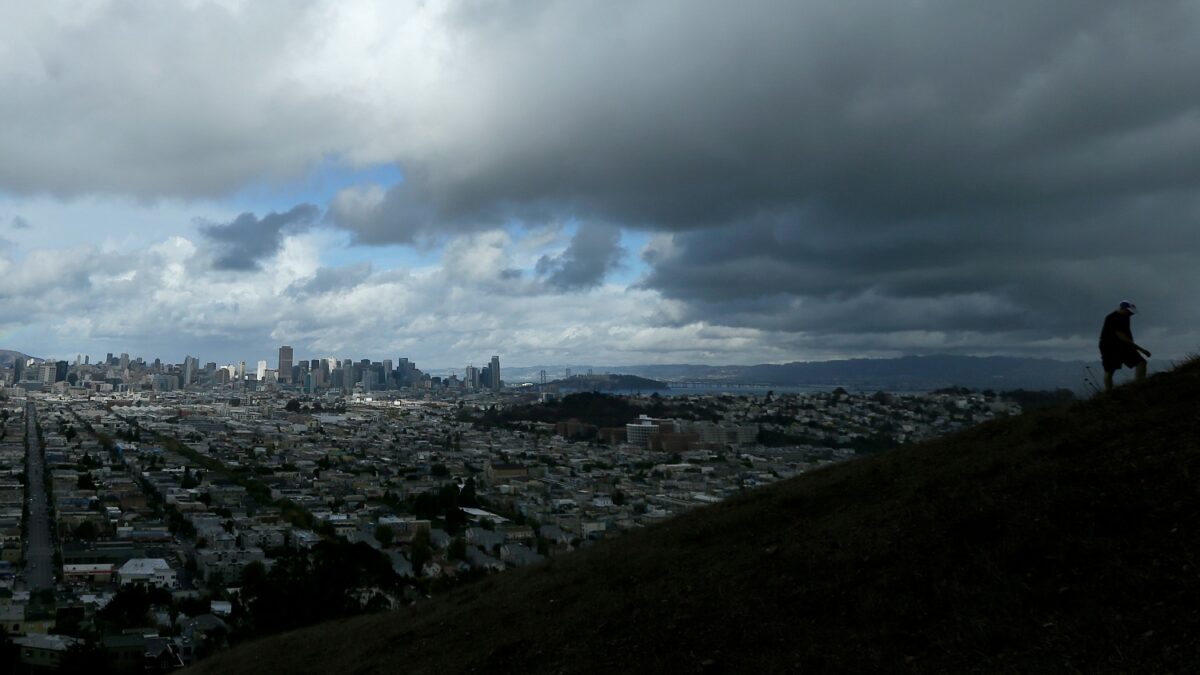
[1116,331,1151,357]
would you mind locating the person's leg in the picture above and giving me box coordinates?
[1135,361,1147,382]
[1104,369,1114,392]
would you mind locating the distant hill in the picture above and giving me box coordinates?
[506,355,1108,392]
[189,359,1200,674]
[0,349,36,367]
[549,373,667,391]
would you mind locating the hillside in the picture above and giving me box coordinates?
[0,349,35,367]
[190,360,1200,674]
[550,373,668,391]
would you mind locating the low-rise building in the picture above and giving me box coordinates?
[117,558,178,589]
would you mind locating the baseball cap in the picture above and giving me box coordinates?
[1120,301,1137,314]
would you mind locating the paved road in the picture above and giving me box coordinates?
[22,401,56,590]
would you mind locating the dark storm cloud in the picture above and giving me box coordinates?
[201,204,320,271]
[641,193,1200,349]
[536,223,623,290]
[284,262,373,297]
[332,1,1200,237]
[329,0,1200,355]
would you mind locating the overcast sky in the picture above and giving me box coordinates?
[2,0,1198,369]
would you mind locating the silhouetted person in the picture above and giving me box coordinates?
[1099,301,1150,392]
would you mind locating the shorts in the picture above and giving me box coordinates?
[1101,347,1144,373]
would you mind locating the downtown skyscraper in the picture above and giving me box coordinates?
[278,346,293,384]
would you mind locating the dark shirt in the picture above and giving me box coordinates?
[1099,311,1132,351]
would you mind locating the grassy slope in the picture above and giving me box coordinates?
[190,362,1200,674]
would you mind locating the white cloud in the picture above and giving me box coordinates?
[2,229,826,365]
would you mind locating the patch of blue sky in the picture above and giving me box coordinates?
[0,195,235,255]
[612,229,651,285]
[228,155,403,214]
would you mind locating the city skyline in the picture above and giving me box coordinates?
[4,345,505,393]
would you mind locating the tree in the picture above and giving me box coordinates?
[444,506,466,534]
[99,584,172,631]
[240,560,268,591]
[285,399,302,413]
[74,520,99,541]
[58,640,115,675]
[375,524,394,547]
[410,529,432,576]
[459,477,479,507]
[0,627,19,673]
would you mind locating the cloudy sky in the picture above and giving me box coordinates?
[2,0,1198,369]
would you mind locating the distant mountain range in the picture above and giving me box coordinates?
[506,355,1115,392]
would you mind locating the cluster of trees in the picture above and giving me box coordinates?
[235,541,401,637]
[96,583,176,632]
[465,392,722,437]
[284,398,338,413]
[407,478,479,535]
[24,583,229,673]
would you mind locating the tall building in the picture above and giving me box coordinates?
[490,355,501,391]
[182,356,197,386]
[256,360,268,381]
[465,365,479,390]
[278,346,294,384]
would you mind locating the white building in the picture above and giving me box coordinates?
[626,415,663,447]
[117,558,178,589]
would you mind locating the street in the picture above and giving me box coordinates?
[22,401,56,590]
